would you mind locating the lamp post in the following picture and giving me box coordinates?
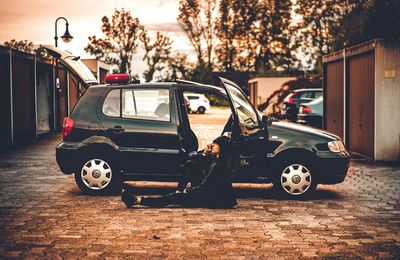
[54,17,73,130]
[54,17,73,47]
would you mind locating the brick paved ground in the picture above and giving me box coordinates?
[0,108,399,259]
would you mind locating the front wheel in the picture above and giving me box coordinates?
[274,160,317,197]
[75,158,121,195]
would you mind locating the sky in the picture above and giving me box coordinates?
[0,0,192,78]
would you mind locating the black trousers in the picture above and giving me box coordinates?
[140,192,203,207]
[176,159,205,192]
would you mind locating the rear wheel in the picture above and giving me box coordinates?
[274,159,317,197]
[75,157,121,195]
[197,106,206,114]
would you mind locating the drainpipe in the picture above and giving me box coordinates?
[343,47,347,146]
[34,55,38,137]
[67,71,70,116]
[9,49,14,144]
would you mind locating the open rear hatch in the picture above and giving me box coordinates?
[38,45,98,88]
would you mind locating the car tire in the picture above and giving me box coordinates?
[75,157,121,195]
[273,158,317,198]
[197,106,206,114]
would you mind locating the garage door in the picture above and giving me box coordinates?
[324,59,344,139]
[347,51,375,158]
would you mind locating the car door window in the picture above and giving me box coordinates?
[122,89,170,122]
[102,89,120,117]
[224,82,259,129]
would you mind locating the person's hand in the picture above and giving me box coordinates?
[203,143,212,155]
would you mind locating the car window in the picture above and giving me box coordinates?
[224,83,259,129]
[314,91,322,99]
[299,92,314,99]
[122,89,170,122]
[102,89,120,117]
[187,96,199,100]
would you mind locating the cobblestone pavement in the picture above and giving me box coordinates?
[1,108,400,259]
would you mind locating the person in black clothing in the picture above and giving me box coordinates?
[175,143,215,193]
[121,136,237,209]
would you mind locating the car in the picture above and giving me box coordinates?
[297,96,323,128]
[281,88,322,121]
[184,97,191,112]
[184,93,210,114]
[56,76,349,197]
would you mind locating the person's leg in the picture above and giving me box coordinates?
[176,158,204,192]
[140,192,194,207]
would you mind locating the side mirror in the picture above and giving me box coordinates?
[262,115,272,127]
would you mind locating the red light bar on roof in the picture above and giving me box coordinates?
[105,74,129,84]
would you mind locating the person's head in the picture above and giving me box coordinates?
[212,136,230,158]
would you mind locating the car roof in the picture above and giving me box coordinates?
[293,88,322,92]
[91,81,225,93]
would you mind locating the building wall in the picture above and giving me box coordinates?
[375,42,400,161]
[248,77,296,106]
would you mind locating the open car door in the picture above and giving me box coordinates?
[219,77,269,159]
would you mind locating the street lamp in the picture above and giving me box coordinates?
[54,17,73,131]
[54,17,73,47]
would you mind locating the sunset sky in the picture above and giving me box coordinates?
[0,0,192,77]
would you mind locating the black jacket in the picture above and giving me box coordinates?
[187,147,237,209]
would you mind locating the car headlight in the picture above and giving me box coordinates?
[328,140,346,153]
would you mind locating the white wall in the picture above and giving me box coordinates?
[375,42,400,161]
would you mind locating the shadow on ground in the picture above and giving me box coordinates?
[68,181,343,201]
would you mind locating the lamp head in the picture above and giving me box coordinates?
[61,23,73,43]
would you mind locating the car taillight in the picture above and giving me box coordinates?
[288,93,295,104]
[62,117,75,137]
[185,101,190,107]
[302,106,312,114]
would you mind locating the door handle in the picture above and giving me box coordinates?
[109,125,125,133]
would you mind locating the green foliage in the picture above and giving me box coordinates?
[206,93,230,107]
[4,39,33,53]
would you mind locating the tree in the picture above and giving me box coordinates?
[4,39,33,53]
[214,0,293,73]
[332,0,400,50]
[177,0,217,68]
[85,9,143,77]
[293,0,353,72]
[140,31,173,82]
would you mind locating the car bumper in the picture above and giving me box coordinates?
[56,141,85,174]
[315,152,350,184]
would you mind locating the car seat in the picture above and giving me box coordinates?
[154,103,170,119]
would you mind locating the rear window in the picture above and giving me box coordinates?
[102,88,170,122]
[186,96,199,100]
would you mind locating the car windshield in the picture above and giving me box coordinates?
[224,83,259,128]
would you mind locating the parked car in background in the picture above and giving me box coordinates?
[184,93,210,114]
[184,97,191,112]
[297,96,323,128]
[281,88,322,121]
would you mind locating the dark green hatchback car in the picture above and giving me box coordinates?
[56,76,349,197]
